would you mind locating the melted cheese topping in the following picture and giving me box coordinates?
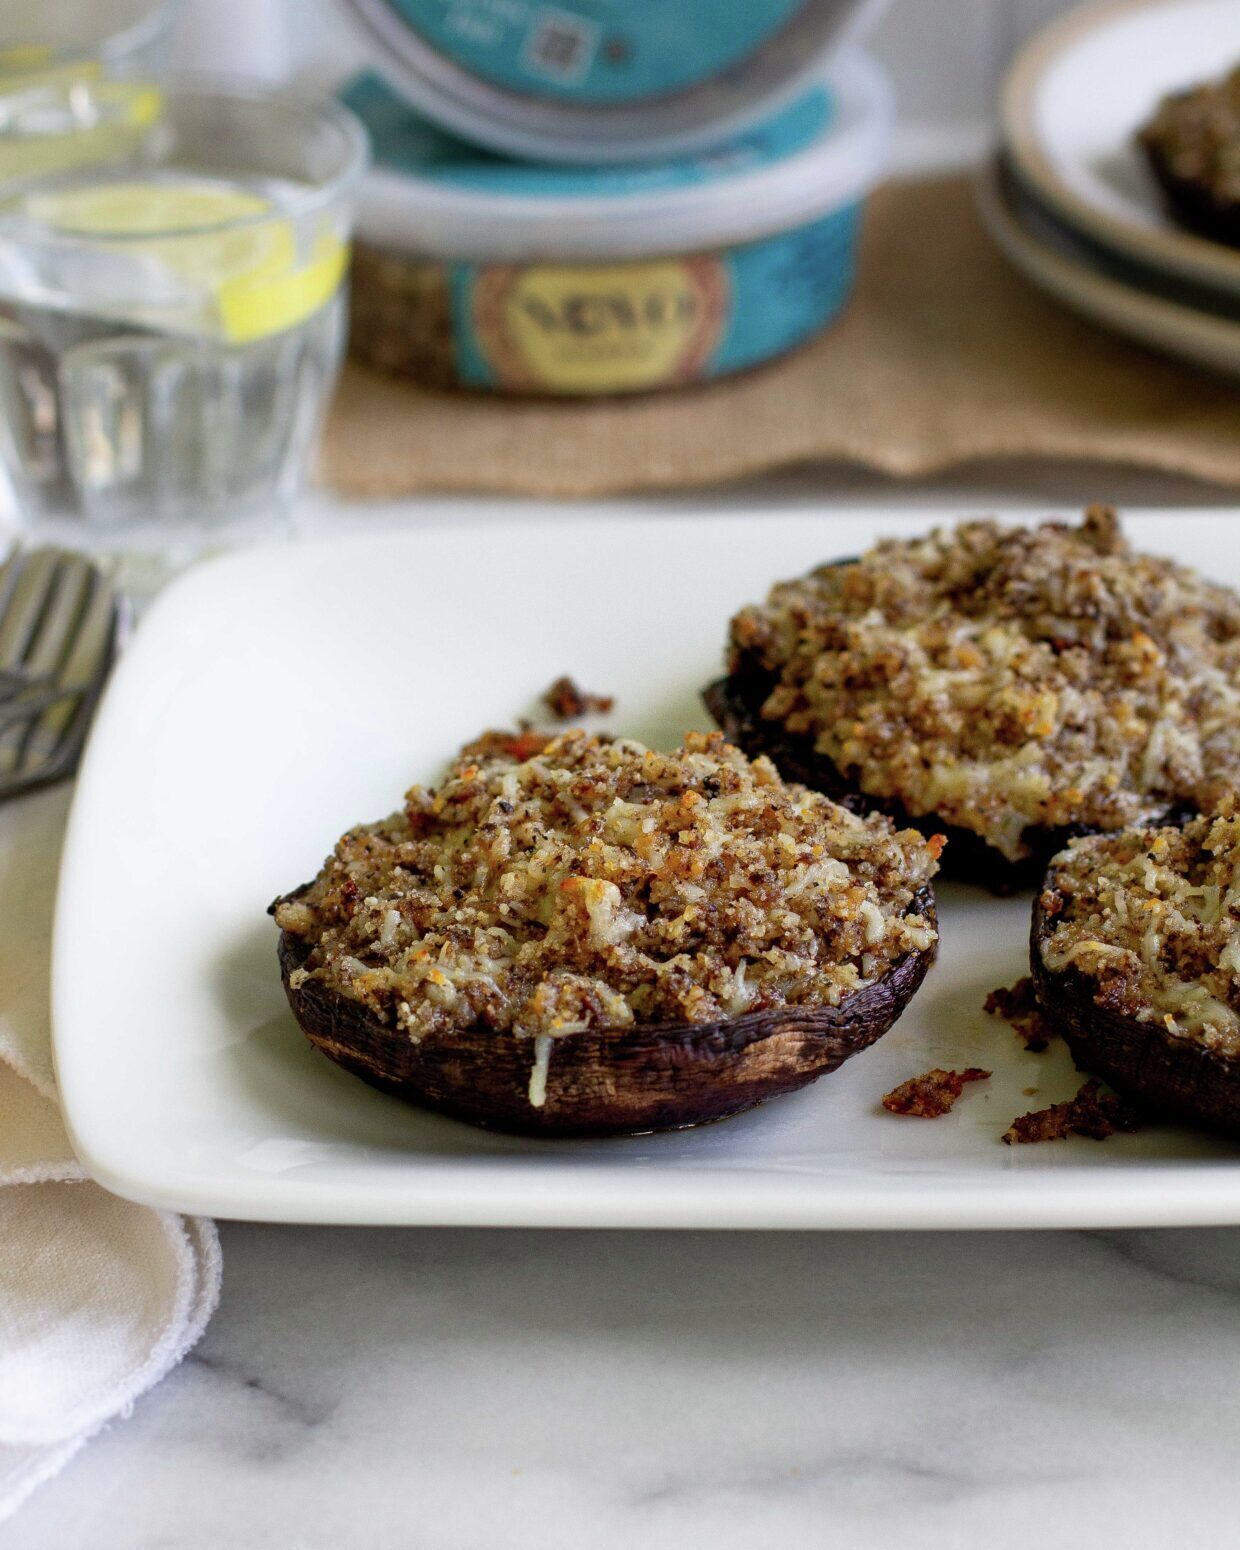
[728,506,1240,861]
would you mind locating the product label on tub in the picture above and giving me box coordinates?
[375,0,809,104]
[468,258,728,392]
[450,207,860,394]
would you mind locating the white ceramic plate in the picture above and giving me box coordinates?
[1002,0,1240,294]
[976,158,1240,380]
[53,512,1240,1229]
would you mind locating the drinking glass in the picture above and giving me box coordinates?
[0,80,367,542]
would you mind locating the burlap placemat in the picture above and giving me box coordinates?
[321,172,1240,498]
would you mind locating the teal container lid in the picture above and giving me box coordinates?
[350,48,894,262]
[338,0,888,163]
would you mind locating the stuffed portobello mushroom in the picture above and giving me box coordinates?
[706,506,1239,892]
[1032,803,1240,1139]
[272,729,941,1137]
[1139,64,1240,247]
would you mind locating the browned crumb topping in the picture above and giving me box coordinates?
[1002,1080,1143,1145]
[984,976,1054,1053]
[727,506,1240,862]
[1039,800,1240,1053]
[542,675,615,720]
[1140,66,1240,213]
[274,730,939,1044]
[882,1067,990,1117]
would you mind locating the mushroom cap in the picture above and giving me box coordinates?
[276,884,937,1138]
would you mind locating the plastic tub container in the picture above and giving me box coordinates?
[346,48,893,397]
[337,0,887,163]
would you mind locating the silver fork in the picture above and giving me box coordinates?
[0,545,127,800]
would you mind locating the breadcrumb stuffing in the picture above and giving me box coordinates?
[728,506,1240,861]
[1039,798,1240,1053]
[274,730,939,1043]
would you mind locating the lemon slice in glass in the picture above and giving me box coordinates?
[18,176,346,341]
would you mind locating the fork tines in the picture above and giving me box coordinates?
[0,546,125,798]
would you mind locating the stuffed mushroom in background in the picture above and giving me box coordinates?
[1139,64,1240,247]
[707,507,1238,892]
[273,730,940,1136]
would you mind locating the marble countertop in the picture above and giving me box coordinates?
[14,471,1240,1548]
[11,1223,1240,1548]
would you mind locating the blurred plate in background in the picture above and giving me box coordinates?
[976,156,1240,381]
[1001,0,1240,294]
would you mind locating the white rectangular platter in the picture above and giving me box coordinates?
[52,509,1240,1227]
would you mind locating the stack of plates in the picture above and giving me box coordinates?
[982,0,1240,379]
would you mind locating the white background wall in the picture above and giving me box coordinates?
[870,0,1078,119]
[168,0,1085,125]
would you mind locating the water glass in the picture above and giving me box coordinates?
[0,80,367,538]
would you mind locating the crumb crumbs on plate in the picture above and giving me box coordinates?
[882,1066,990,1118]
[542,675,615,720]
[1002,1079,1144,1145]
[984,975,1054,1052]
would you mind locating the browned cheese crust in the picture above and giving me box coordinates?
[274,730,940,1135]
[707,507,1233,891]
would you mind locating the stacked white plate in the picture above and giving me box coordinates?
[981,0,1240,379]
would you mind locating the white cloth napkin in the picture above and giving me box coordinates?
[0,788,220,1523]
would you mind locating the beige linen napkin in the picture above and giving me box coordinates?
[321,173,1240,499]
[0,788,220,1522]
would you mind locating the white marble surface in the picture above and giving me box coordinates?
[9,1223,1240,1548]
